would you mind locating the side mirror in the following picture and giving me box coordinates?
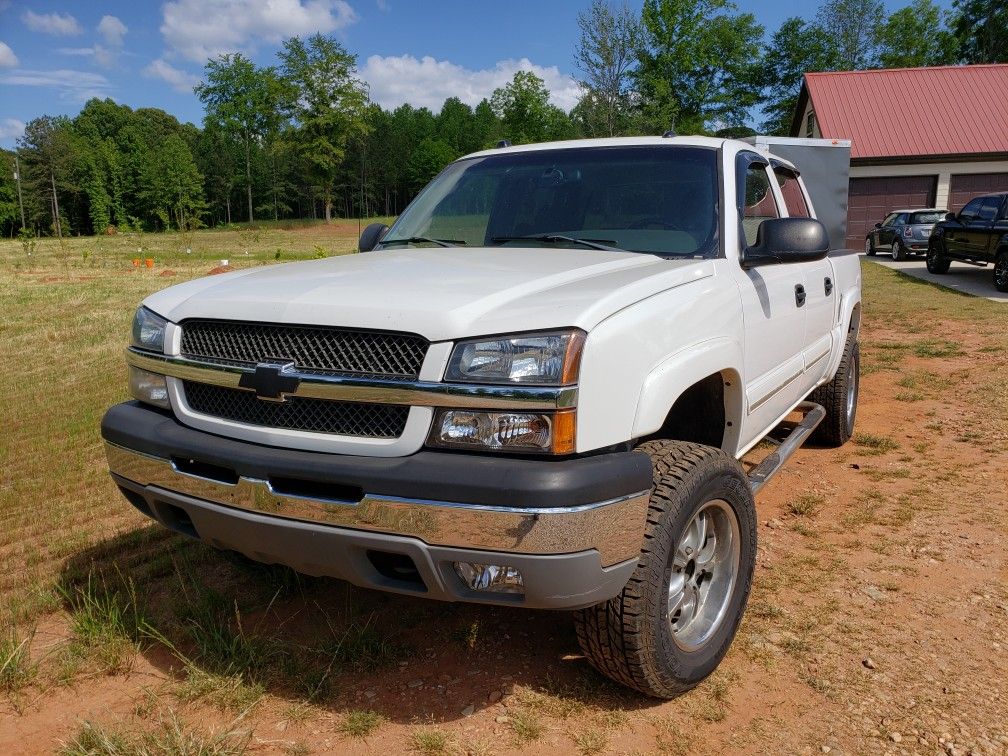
[741,217,830,270]
[874,222,883,229]
[359,222,389,252]
[944,212,956,222]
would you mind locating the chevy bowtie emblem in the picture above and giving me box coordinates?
[239,362,301,402]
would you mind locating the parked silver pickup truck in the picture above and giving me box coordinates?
[102,135,861,697]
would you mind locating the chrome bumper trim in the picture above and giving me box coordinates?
[127,348,578,411]
[106,442,649,566]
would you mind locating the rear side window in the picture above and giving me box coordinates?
[909,211,943,224]
[978,197,1003,221]
[741,164,779,246]
[959,197,984,220]
[774,168,810,218]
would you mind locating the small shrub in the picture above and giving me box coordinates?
[853,433,899,455]
[339,710,384,738]
[510,709,545,744]
[411,728,450,755]
[787,493,824,517]
[0,624,36,693]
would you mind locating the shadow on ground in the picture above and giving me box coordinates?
[57,524,653,723]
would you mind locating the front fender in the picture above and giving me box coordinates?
[631,336,744,453]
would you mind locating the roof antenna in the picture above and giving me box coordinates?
[496,139,512,148]
[662,129,677,138]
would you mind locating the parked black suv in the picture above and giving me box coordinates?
[928,193,1008,292]
[865,208,945,261]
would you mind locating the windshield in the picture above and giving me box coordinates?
[909,211,943,224]
[380,146,720,257]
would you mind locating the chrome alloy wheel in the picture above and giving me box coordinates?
[667,500,740,652]
[846,348,859,430]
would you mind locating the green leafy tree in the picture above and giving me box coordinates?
[279,33,370,222]
[17,115,78,236]
[951,0,1008,63]
[137,133,204,230]
[636,0,764,135]
[196,54,289,223]
[406,137,457,193]
[0,150,19,237]
[876,0,958,67]
[761,17,839,134]
[817,0,885,69]
[490,70,572,144]
[574,0,642,136]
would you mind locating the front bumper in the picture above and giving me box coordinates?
[102,402,651,609]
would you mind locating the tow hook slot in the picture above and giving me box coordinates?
[171,456,239,485]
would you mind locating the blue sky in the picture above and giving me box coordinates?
[0,0,946,147]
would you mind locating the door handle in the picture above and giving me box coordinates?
[824,277,833,296]
[795,284,806,307]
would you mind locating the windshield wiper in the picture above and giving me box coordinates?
[491,234,624,252]
[379,236,465,248]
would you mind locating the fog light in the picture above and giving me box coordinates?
[453,561,524,593]
[129,365,170,409]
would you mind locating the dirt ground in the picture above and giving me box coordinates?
[1,260,1006,755]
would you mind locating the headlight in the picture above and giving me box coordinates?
[129,366,170,409]
[445,330,585,385]
[131,306,168,353]
[428,408,576,454]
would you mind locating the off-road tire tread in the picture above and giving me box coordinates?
[994,251,1008,293]
[808,330,858,447]
[573,440,753,698]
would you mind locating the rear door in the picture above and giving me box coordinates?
[946,197,983,258]
[967,197,1004,261]
[774,165,834,386]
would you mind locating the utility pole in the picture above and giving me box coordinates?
[13,153,25,229]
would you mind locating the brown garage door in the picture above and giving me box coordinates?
[949,173,1008,211]
[846,175,937,249]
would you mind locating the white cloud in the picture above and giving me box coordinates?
[0,41,17,68]
[22,10,82,36]
[361,55,581,112]
[0,117,25,141]
[161,0,357,63]
[97,15,128,47]
[0,68,111,100]
[143,58,200,93]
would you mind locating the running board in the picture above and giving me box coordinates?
[747,401,826,495]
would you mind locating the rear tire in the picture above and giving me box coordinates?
[891,240,906,261]
[994,251,1008,293]
[573,440,756,699]
[809,330,859,447]
[927,241,951,274]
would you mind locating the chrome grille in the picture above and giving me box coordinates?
[182,381,409,438]
[180,320,428,380]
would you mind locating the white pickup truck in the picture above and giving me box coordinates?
[102,135,861,698]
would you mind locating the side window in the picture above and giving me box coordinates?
[742,163,779,246]
[881,212,898,227]
[958,197,984,221]
[894,213,909,225]
[977,197,1001,222]
[774,167,810,217]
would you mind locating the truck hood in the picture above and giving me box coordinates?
[145,247,715,341]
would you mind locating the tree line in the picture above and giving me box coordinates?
[0,0,1003,239]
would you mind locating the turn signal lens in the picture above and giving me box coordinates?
[428,409,576,454]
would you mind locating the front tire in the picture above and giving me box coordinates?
[865,237,875,256]
[927,241,951,274]
[994,251,1008,293]
[574,440,756,699]
[809,329,859,447]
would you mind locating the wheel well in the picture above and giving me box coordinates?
[645,372,732,451]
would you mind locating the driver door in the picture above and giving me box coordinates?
[730,154,808,448]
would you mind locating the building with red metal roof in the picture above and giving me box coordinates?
[789,64,1008,248]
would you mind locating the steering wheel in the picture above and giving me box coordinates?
[628,217,682,230]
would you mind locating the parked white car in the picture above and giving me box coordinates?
[103,135,862,698]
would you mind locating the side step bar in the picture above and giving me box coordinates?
[748,401,826,494]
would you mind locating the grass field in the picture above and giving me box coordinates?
[1,228,1007,754]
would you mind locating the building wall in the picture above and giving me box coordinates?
[850,160,1008,210]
